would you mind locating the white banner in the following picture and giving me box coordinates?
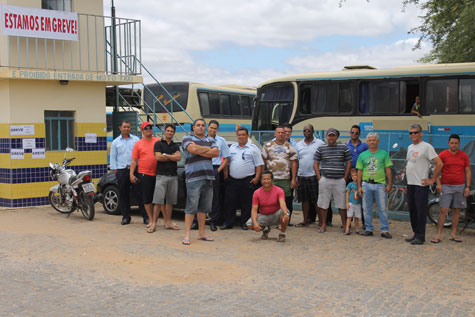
[10,125,35,136]
[1,4,78,41]
[11,149,24,159]
[32,148,46,159]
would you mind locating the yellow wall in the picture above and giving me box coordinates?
[8,80,106,123]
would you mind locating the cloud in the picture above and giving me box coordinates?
[104,0,428,86]
[286,38,432,73]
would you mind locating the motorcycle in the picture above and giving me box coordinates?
[48,147,95,220]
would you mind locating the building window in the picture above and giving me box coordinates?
[45,111,75,151]
[42,0,72,11]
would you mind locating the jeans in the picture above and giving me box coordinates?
[362,182,389,233]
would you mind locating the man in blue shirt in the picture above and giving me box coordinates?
[346,125,369,170]
[295,124,324,226]
[110,120,148,226]
[222,126,264,230]
[207,120,230,232]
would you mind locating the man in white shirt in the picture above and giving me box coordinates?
[405,124,443,245]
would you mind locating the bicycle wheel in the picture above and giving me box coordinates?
[387,189,404,211]
[427,201,452,228]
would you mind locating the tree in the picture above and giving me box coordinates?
[405,0,475,63]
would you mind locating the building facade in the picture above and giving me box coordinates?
[0,0,142,207]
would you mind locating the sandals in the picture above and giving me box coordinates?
[449,237,462,243]
[165,223,180,230]
[182,238,190,245]
[317,227,326,233]
[197,236,214,242]
[147,226,156,233]
[345,230,351,235]
[430,238,441,244]
[295,222,307,227]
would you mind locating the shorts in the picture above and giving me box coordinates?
[246,209,282,227]
[317,177,346,209]
[297,176,318,202]
[439,184,467,209]
[347,203,362,219]
[153,175,178,205]
[185,179,213,215]
[138,174,156,204]
[273,178,292,197]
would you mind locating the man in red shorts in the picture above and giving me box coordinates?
[247,170,290,242]
[431,134,471,243]
[130,122,161,233]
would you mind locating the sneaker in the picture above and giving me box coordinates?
[277,233,286,242]
[261,226,270,240]
[362,230,373,236]
[381,232,392,239]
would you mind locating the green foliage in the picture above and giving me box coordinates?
[404,0,475,63]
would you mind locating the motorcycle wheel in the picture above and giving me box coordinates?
[427,201,452,228]
[387,188,405,211]
[80,193,95,221]
[49,191,74,214]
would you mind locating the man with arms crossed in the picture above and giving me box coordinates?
[222,126,264,230]
[207,120,230,232]
[356,132,393,238]
[314,128,351,233]
[431,134,471,243]
[153,124,181,231]
[405,124,442,245]
[110,120,149,226]
[262,126,298,224]
[247,170,290,242]
[130,122,161,232]
[181,118,219,245]
[295,124,324,227]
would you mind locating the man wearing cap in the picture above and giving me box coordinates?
[314,128,352,233]
[110,120,149,226]
[130,122,161,233]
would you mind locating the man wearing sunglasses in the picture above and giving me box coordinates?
[405,124,443,245]
[130,122,161,232]
[222,126,264,230]
[346,125,369,170]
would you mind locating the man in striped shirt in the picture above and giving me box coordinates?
[313,128,352,233]
[181,118,219,245]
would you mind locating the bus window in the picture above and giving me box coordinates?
[220,94,231,115]
[360,81,399,114]
[298,84,312,114]
[403,81,419,113]
[230,95,241,116]
[199,92,210,115]
[339,82,353,113]
[426,79,457,113]
[459,79,475,113]
[209,93,220,114]
[313,82,338,113]
[242,96,251,116]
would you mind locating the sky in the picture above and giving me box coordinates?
[103,0,431,87]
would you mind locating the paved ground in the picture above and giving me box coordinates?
[0,205,474,316]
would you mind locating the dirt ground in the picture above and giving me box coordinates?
[1,205,474,316]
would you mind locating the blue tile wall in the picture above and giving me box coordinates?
[0,137,106,153]
[0,164,108,184]
[0,196,49,208]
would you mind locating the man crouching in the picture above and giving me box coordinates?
[247,170,290,242]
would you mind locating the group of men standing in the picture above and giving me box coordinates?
[110,119,472,246]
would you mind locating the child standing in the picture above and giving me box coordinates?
[345,168,362,235]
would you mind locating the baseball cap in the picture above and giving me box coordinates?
[326,128,339,136]
[141,122,152,131]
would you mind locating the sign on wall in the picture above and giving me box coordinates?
[11,149,24,159]
[0,4,78,41]
[10,125,35,136]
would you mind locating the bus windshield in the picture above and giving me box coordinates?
[143,82,189,113]
[254,83,294,130]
